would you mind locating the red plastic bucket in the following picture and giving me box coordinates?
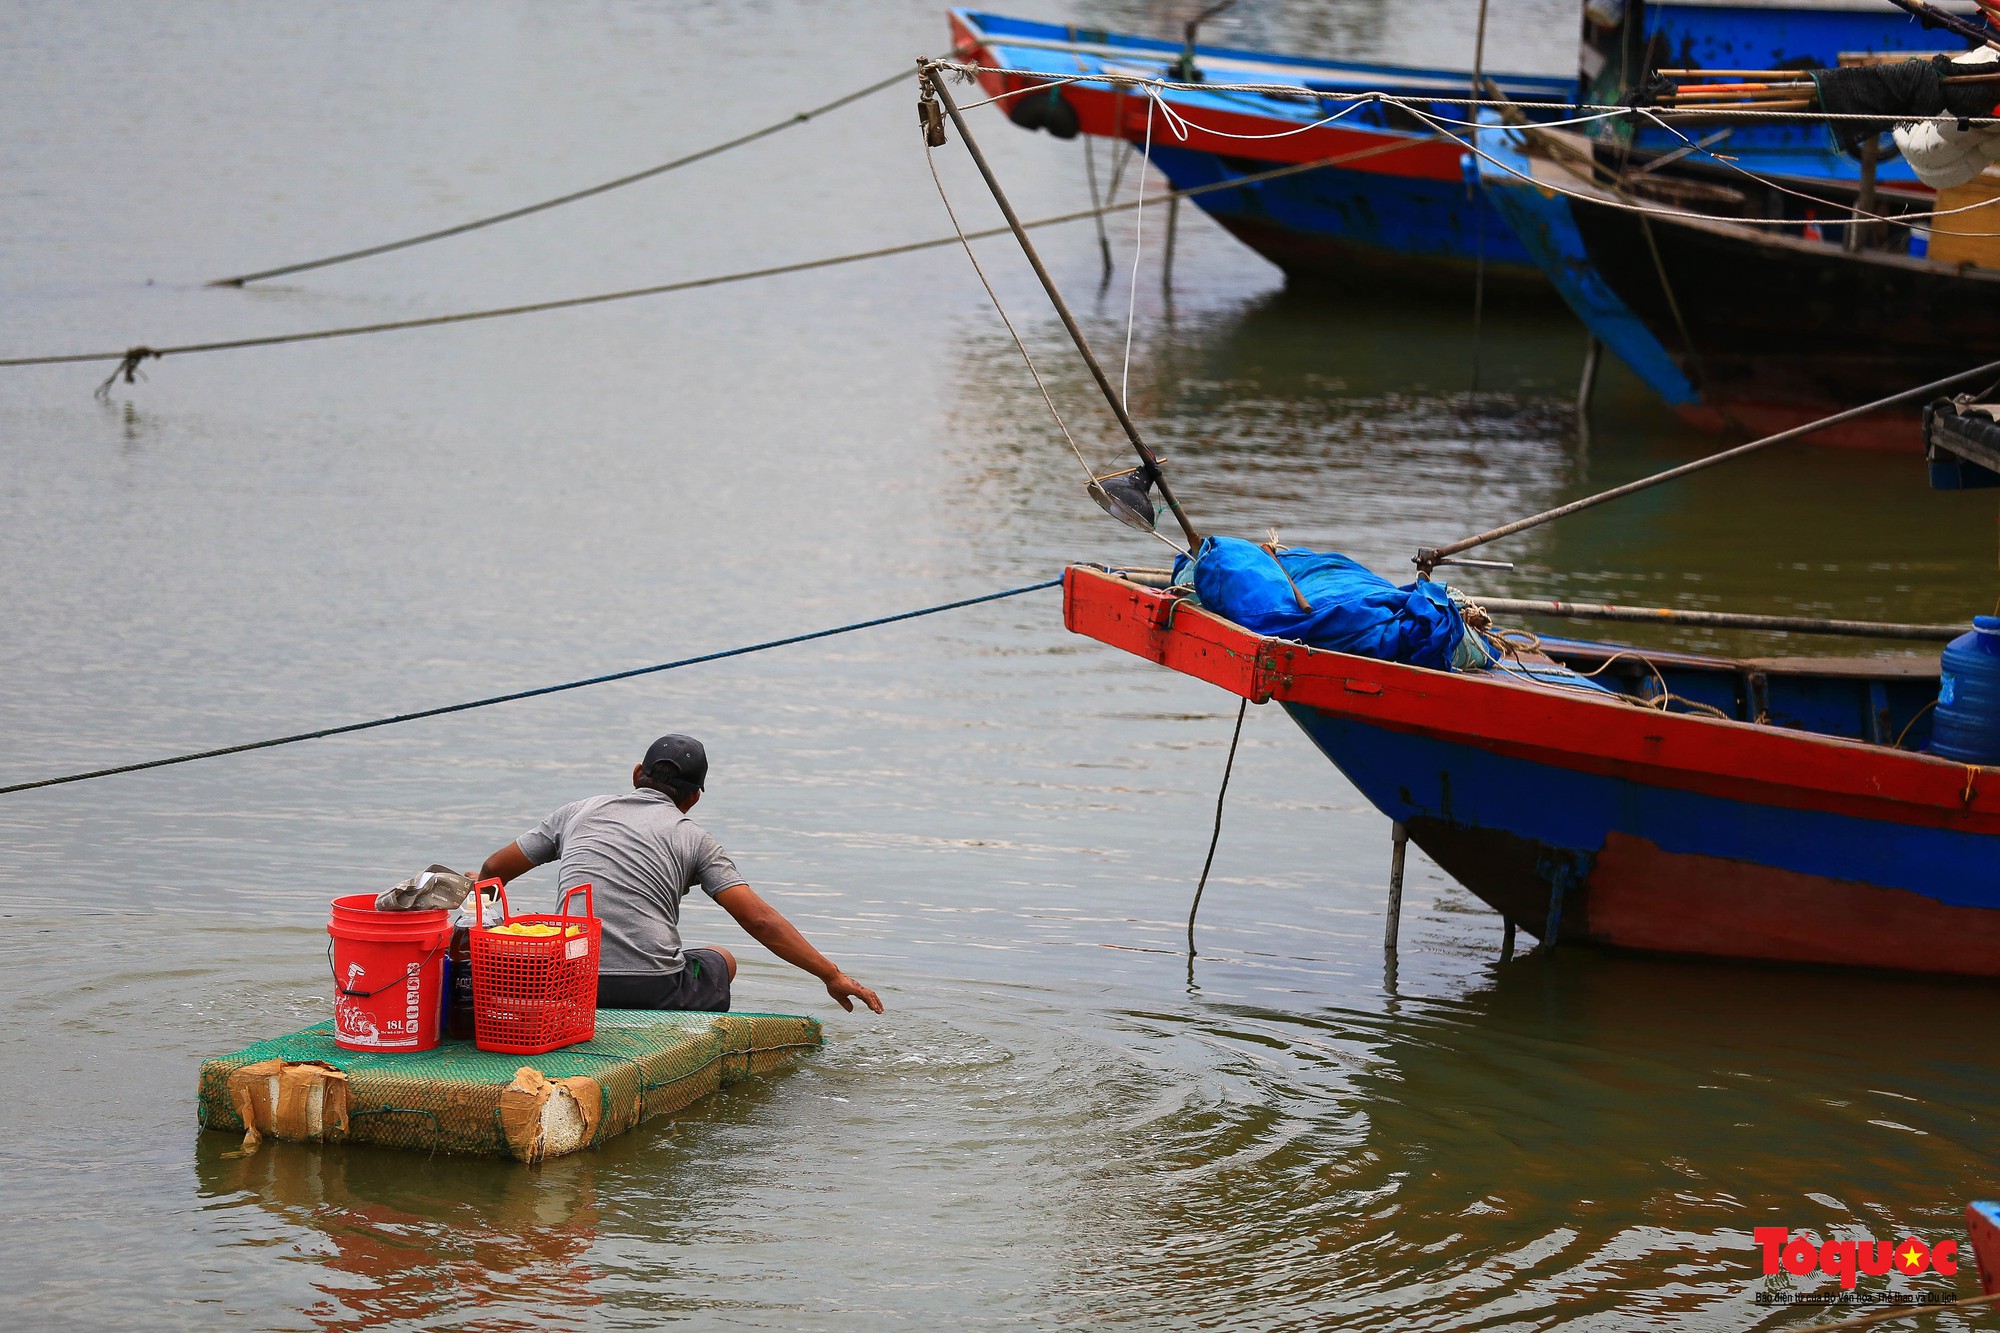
[326,894,450,1052]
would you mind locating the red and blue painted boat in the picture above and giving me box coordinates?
[951,5,1969,296]
[1971,1201,2000,1295]
[949,8,1575,295]
[1064,563,2000,976]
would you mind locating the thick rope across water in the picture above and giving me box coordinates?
[208,67,915,287]
[0,578,1060,797]
[5,141,1433,391]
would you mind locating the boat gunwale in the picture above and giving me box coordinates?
[952,8,1576,96]
[1063,564,1999,831]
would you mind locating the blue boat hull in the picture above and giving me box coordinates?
[1145,143,1548,294]
[959,6,1972,298]
[1478,130,1706,412]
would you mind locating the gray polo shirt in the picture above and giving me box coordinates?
[516,789,747,977]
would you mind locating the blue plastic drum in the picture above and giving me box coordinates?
[1931,616,2000,764]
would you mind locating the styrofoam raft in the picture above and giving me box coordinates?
[198,1009,822,1162]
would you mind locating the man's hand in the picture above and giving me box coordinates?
[826,973,885,1014]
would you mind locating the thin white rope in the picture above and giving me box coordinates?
[938,61,2000,126]
[923,140,1093,482]
[923,130,1189,559]
[1408,103,2000,235]
[1150,90,2000,234]
[1632,104,2000,238]
[1036,80,2000,235]
[1121,93,1156,412]
[944,63,2000,235]
[939,59,2000,245]
[954,72,1635,134]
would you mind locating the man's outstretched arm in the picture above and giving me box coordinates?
[476,841,535,886]
[716,884,885,1013]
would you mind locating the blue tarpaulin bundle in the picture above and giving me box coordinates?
[1174,536,1467,670]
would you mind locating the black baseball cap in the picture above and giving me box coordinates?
[642,734,708,790]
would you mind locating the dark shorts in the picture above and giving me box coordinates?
[596,948,732,1013]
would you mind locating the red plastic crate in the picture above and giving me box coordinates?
[470,881,601,1055]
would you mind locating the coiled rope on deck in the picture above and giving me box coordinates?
[0,577,1061,797]
[207,67,915,287]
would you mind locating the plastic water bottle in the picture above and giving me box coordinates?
[1931,616,2000,763]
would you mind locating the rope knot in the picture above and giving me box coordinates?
[94,346,160,399]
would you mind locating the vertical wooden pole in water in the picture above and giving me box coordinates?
[1501,919,1516,961]
[1163,196,1180,296]
[1846,136,1879,255]
[1578,337,1602,420]
[1385,821,1409,952]
[1466,0,1493,393]
[1084,135,1115,283]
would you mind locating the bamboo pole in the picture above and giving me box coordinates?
[1100,571,1967,641]
[1656,68,1811,77]
[1665,81,1816,94]
[1659,100,1815,114]
[1415,354,2000,572]
[1658,91,1814,104]
[1471,597,1963,641]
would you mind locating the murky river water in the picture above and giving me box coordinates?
[3,2,1996,1329]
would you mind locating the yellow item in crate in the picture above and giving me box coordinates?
[486,922,585,938]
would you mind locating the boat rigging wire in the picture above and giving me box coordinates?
[921,120,1101,509]
[207,66,915,287]
[1468,0,1493,394]
[1629,103,2000,240]
[956,66,2000,239]
[1121,95,1157,414]
[1035,72,2000,238]
[940,62,2000,127]
[1417,356,2000,571]
[0,577,1060,797]
[2,144,1435,390]
[1395,100,2000,235]
[921,59,1203,550]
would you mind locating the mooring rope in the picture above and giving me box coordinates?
[1186,697,1248,959]
[0,578,1060,797]
[4,144,1429,392]
[207,67,914,287]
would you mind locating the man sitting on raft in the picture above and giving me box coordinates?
[476,733,884,1015]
